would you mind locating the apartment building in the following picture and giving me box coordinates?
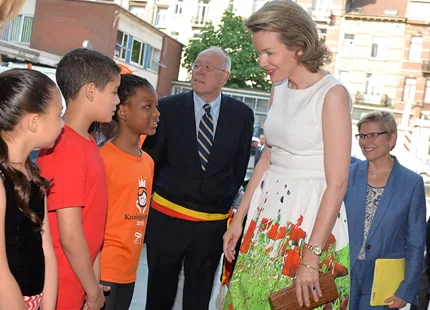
[110,0,231,44]
[332,0,430,127]
[113,0,347,57]
[334,0,408,122]
[398,0,430,122]
[233,0,348,72]
[0,0,61,66]
[0,0,183,96]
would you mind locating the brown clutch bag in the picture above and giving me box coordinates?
[269,272,338,310]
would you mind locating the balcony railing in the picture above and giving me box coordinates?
[423,61,430,74]
[363,94,383,105]
[354,93,392,107]
[309,9,332,22]
[191,16,210,27]
[191,3,210,27]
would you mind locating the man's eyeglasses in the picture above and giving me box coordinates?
[192,63,227,73]
[355,132,387,141]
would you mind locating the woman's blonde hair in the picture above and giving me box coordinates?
[357,111,397,135]
[357,111,397,149]
[245,0,330,72]
[0,0,25,28]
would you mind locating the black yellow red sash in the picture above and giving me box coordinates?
[151,192,229,222]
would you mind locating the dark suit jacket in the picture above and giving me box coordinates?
[143,91,254,214]
[345,157,426,304]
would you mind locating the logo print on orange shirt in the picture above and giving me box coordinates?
[134,232,144,244]
[136,176,147,214]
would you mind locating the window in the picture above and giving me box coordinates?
[352,110,370,121]
[192,31,202,38]
[428,137,430,155]
[2,15,33,43]
[424,80,430,104]
[253,0,266,13]
[371,36,388,59]
[232,95,244,102]
[129,5,146,19]
[342,34,354,56]
[256,98,269,113]
[194,0,210,25]
[338,70,349,85]
[409,36,423,62]
[149,47,161,72]
[313,0,331,12]
[115,31,130,60]
[175,0,183,15]
[403,78,417,102]
[155,7,168,27]
[318,28,327,42]
[244,97,256,109]
[255,113,267,125]
[407,2,430,22]
[365,73,383,96]
[131,39,145,67]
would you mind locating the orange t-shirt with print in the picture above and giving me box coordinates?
[100,141,154,283]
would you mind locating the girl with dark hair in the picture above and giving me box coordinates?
[99,74,159,310]
[0,69,63,309]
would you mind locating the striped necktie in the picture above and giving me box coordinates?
[198,104,214,171]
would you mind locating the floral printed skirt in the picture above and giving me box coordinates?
[225,169,350,310]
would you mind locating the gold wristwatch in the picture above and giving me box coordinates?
[304,244,322,256]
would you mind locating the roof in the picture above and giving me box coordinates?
[346,0,408,20]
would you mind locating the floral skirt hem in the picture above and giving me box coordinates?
[224,218,350,310]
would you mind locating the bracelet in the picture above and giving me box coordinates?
[299,261,320,272]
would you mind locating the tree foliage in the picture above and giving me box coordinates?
[183,10,271,91]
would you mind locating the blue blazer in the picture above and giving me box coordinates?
[345,157,426,304]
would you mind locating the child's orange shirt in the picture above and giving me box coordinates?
[100,141,154,283]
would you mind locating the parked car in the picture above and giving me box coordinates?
[250,124,264,155]
[250,136,260,155]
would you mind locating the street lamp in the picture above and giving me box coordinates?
[82,40,95,50]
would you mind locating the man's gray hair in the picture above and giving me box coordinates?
[201,47,231,72]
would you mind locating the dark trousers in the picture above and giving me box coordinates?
[100,281,135,310]
[411,254,429,310]
[145,208,226,310]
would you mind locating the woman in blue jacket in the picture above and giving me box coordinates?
[345,111,426,309]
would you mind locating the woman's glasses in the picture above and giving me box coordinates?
[355,132,387,141]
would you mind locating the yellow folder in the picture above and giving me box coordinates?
[371,258,405,306]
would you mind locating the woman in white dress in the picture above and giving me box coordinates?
[222,1,352,309]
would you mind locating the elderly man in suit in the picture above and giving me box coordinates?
[142,47,254,310]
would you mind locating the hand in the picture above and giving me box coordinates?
[85,284,110,310]
[295,264,322,307]
[384,295,407,309]
[223,219,243,263]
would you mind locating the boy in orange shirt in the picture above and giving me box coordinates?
[99,74,159,309]
[37,48,121,310]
